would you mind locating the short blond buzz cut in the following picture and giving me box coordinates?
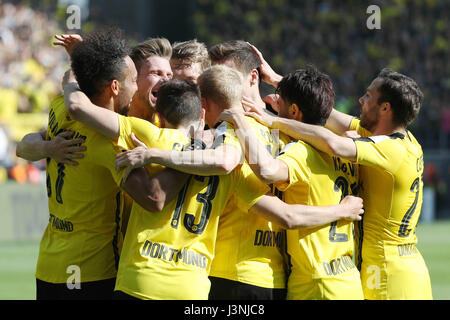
[172,39,211,72]
[130,37,172,72]
[197,65,243,109]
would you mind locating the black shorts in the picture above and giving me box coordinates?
[209,276,286,300]
[36,278,116,300]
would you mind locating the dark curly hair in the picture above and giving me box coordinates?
[71,28,130,98]
[376,68,423,127]
[277,66,335,125]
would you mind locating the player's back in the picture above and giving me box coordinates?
[37,96,125,284]
[115,157,269,300]
[276,139,362,300]
[210,118,287,290]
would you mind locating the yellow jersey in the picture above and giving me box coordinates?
[114,114,190,235]
[209,118,288,289]
[152,112,161,128]
[36,96,126,283]
[350,118,432,300]
[276,138,363,300]
[114,158,269,300]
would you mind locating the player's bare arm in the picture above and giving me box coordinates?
[249,194,364,229]
[218,109,289,185]
[116,141,242,176]
[63,74,120,140]
[247,42,354,136]
[121,167,190,212]
[324,108,355,136]
[245,108,358,162]
[272,117,358,161]
[16,129,86,165]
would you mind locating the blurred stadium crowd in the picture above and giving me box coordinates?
[194,0,450,148]
[0,1,448,214]
[0,2,68,183]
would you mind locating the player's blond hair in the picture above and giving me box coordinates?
[172,39,211,72]
[130,37,172,71]
[197,65,242,109]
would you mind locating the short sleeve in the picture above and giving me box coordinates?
[88,134,126,186]
[233,163,270,210]
[211,121,243,154]
[116,115,160,150]
[354,136,404,173]
[275,141,310,192]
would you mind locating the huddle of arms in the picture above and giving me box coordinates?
[16,35,364,229]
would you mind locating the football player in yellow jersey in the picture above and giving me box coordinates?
[207,41,287,299]
[220,66,365,300]
[16,30,189,300]
[245,48,432,300]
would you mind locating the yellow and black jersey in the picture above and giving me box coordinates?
[350,118,432,300]
[276,139,363,300]
[36,96,126,283]
[36,97,191,284]
[114,161,269,300]
[115,114,188,155]
[209,117,287,289]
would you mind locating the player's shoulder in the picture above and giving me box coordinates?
[405,130,423,152]
[48,95,68,119]
[122,115,159,132]
[353,132,410,156]
[214,120,235,135]
[159,126,188,139]
[49,95,65,108]
[281,139,311,155]
[245,115,269,130]
[158,127,191,149]
[211,121,240,149]
[48,95,87,137]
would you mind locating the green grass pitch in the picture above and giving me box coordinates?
[0,220,449,300]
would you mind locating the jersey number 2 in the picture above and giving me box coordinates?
[398,178,420,238]
[330,176,351,242]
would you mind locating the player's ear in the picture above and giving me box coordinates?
[380,101,391,113]
[290,103,302,121]
[110,79,120,97]
[201,97,209,111]
[200,107,206,121]
[250,68,259,86]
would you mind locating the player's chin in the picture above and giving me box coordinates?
[119,105,131,116]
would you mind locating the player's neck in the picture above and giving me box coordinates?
[372,121,407,137]
[91,95,114,112]
[129,98,155,122]
[245,90,265,109]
